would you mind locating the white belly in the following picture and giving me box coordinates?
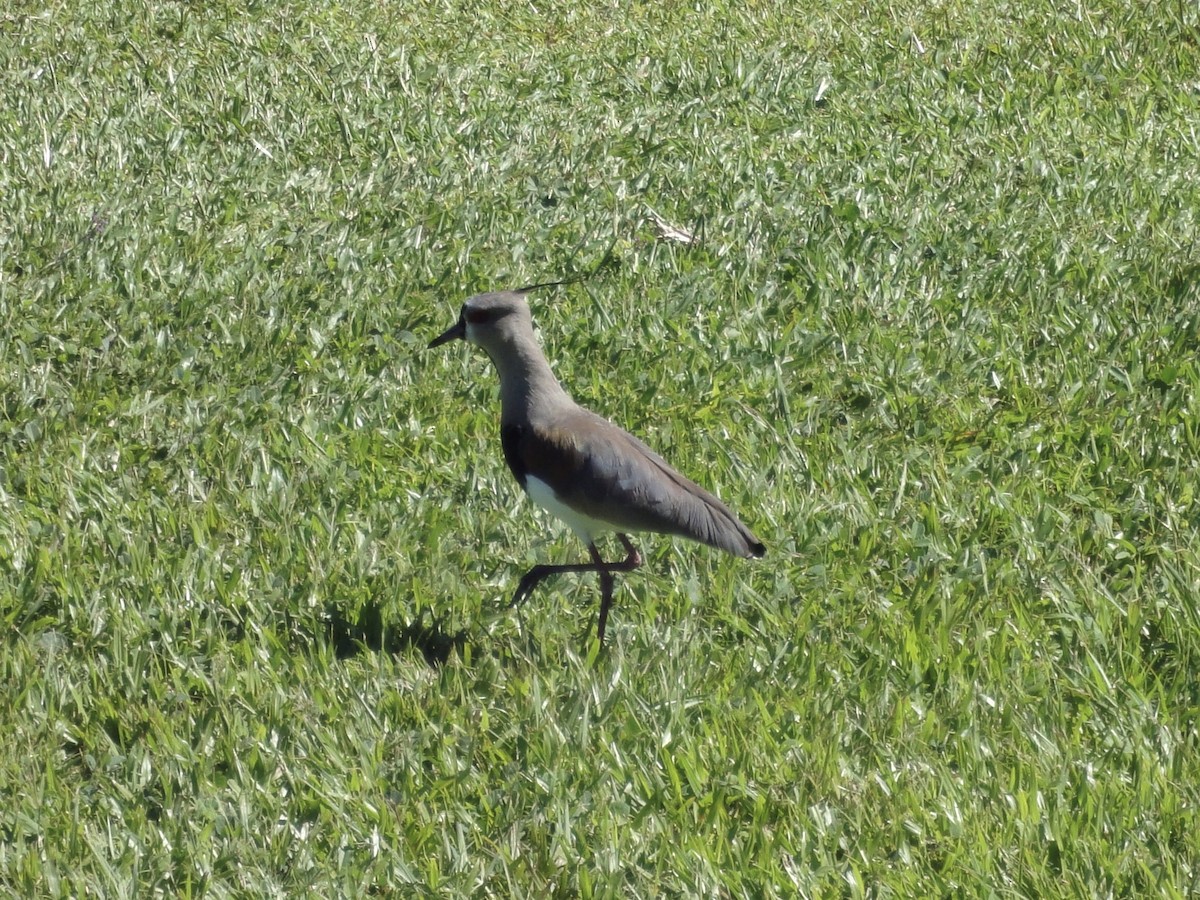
[525,475,614,546]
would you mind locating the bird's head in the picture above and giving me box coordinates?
[429,291,537,357]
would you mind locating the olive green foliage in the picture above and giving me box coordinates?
[2,0,1199,895]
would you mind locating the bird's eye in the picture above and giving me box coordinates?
[465,307,492,325]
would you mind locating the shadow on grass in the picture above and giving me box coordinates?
[325,600,468,666]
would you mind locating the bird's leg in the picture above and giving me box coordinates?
[593,535,642,644]
[510,560,604,608]
[509,534,643,644]
[591,543,615,644]
[615,533,643,568]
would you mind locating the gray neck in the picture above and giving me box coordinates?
[486,334,573,423]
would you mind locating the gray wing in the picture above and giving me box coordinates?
[515,408,764,558]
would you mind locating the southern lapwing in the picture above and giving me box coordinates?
[429,287,765,645]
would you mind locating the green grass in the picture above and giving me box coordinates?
[3,0,1200,895]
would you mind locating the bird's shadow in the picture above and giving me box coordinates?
[326,600,468,667]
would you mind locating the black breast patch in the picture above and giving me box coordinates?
[500,422,528,489]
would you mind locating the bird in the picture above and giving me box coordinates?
[428,285,765,645]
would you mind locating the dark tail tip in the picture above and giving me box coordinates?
[749,540,766,558]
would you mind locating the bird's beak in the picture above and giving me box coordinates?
[428,316,466,349]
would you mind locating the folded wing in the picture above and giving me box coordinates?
[503,408,765,558]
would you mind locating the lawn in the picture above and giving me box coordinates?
[2,0,1199,895]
